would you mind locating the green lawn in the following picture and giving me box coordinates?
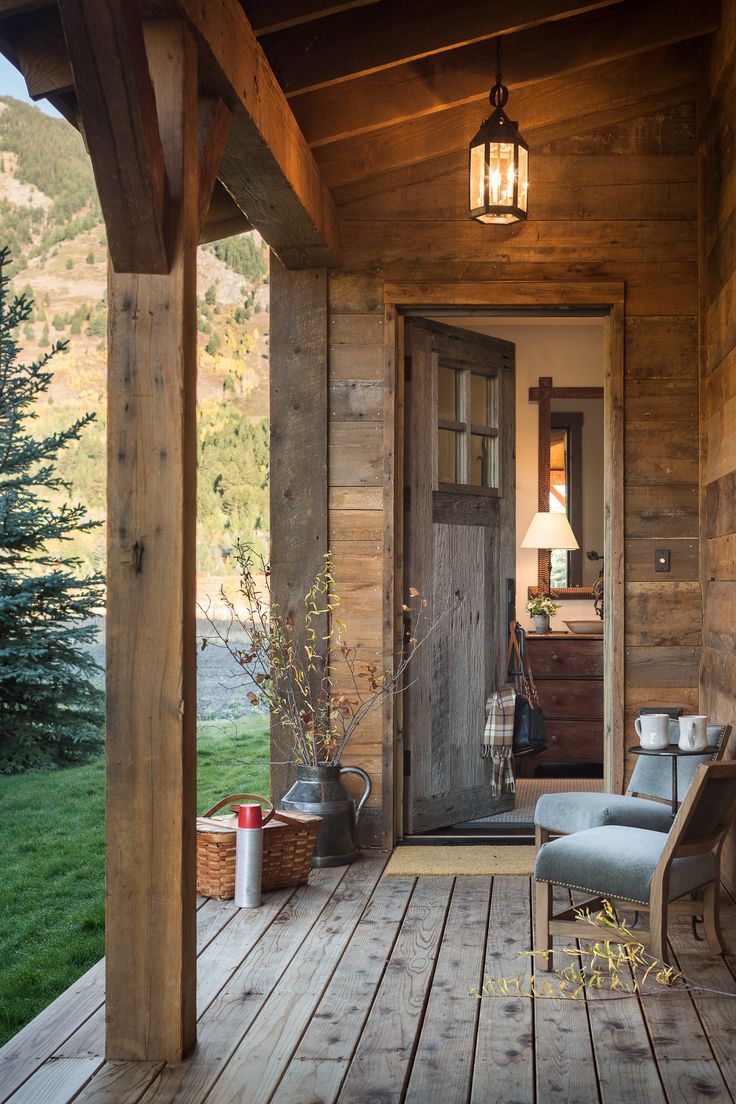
[0,714,269,1047]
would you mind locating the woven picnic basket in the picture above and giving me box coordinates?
[196,793,321,900]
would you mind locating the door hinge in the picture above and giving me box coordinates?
[404,486,411,511]
[404,354,412,381]
[404,749,411,777]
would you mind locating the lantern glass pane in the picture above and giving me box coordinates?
[518,145,529,213]
[470,143,485,210]
[488,142,516,208]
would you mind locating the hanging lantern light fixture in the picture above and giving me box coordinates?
[469,41,529,224]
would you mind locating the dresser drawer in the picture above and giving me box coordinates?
[543,721,604,761]
[536,679,603,720]
[527,638,603,679]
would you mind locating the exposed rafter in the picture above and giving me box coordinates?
[257,0,625,94]
[177,0,340,266]
[291,0,719,146]
[245,0,381,36]
[314,41,703,190]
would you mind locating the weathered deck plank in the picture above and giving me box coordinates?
[337,876,454,1103]
[404,877,491,1104]
[471,876,534,1104]
[270,875,415,1104]
[204,854,389,1104]
[4,868,736,1104]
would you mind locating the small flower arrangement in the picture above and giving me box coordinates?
[526,594,560,618]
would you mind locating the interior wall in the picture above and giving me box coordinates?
[700,8,736,886]
[328,97,702,839]
[442,319,605,631]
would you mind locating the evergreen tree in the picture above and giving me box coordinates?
[0,248,104,772]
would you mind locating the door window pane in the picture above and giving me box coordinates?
[471,373,495,427]
[438,366,460,421]
[470,434,496,488]
[438,429,461,483]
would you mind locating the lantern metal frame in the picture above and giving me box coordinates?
[469,69,529,224]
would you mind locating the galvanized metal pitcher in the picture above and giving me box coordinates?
[281,763,372,867]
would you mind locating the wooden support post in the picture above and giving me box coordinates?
[105,21,198,1061]
[269,255,328,803]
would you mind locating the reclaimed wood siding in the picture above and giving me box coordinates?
[328,272,387,846]
[701,15,736,888]
[328,102,701,836]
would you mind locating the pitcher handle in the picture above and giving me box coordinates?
[339,766,372,825]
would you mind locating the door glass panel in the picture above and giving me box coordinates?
[471,373,494,426]
[438,428,461,483]
[438,365,459,421]
[470,434,496,488]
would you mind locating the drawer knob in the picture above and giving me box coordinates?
[551,695,560,704]
[551,733,559,743]
[550,653,560,662]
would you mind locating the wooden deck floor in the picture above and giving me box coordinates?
[3,851,736,1104]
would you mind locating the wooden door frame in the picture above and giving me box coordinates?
[383,281,626,845]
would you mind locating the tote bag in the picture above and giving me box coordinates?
[505,620,547,757]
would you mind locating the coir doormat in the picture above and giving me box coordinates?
[384,845,535,877]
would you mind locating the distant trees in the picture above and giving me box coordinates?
[0,250,104,772]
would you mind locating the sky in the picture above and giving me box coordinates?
[0,55,62,118]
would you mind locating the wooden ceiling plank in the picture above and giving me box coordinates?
[332,94,698,206]
[292,0,718,146]
[315,41,703,190]
[245,0,381,36]
[177,0,339,267]
[197,95,232,227]
[57,0,169,274]
[257,0,624,95]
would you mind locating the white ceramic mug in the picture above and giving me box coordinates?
[634,714,670,750]
[678,715,708,752]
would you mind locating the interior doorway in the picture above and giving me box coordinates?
[398,305,617,841]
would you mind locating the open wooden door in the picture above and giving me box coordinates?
[403,318,516,833]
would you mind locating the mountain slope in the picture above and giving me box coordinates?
[0,96,270,573]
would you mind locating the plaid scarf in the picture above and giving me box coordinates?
[482,684,516,796]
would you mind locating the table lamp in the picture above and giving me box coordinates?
[520,510,579,594]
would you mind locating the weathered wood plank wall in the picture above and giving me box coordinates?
[701,5,736,887]
[324,95,702,840]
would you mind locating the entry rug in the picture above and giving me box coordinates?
[384,844,535,877]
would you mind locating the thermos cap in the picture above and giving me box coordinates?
[237,803,263,828]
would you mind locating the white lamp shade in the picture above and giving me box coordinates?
[521,511,579,550]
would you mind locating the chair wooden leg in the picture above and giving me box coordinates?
[535,880,553,972]
[648,898,669,964]
[703,881,726,956]
[535,826,550,850]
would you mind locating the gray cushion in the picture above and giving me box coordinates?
[535,791,674,835]
[628,723,726,803]
[534,825,715,905]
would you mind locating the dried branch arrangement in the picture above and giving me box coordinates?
[201,542,449,767]
[473,900,736,1002]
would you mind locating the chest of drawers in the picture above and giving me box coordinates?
[519,632,604,776]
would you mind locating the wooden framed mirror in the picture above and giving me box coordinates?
[528,376,604,599]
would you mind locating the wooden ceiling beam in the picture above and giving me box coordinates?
[244,0,381,36]
[176,0,339,267]
[257,0,624,95]
[199,180,252,243]
[197,95,232,229]
[292,0,718,146]
[315,41,703,190]
[57,0,169,274]
[9,7,74,100]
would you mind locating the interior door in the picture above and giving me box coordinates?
[403,318,516,833]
